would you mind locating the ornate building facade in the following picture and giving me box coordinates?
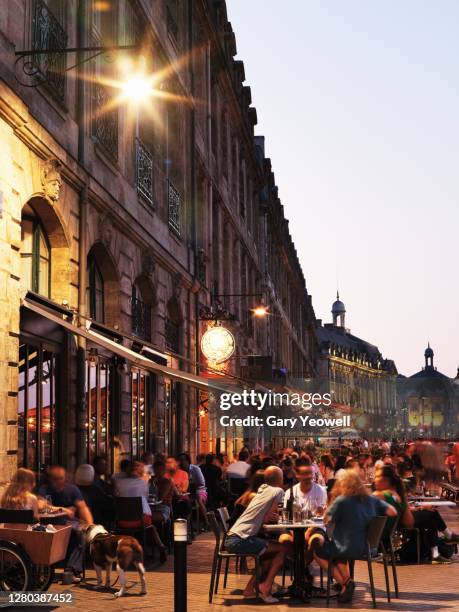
[397,346,459,439]
[0,0,316,480]
[316,294,398,438]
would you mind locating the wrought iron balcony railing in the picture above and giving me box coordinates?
[168,180,181,236]
[165,318,180,353]
[136,139,154,205]
[32,0,67,102]
[131,296,152,341]
[93,82,118,160]
[166,5,179,41]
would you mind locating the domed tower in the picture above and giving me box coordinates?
[332,292,346,328]
[424,342,434,369]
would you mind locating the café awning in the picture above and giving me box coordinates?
[22,297,228,393]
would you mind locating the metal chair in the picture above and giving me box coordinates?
[381,514,400,598]
[326,515,389,609]
[0,508,35,523]
[207,511,262,603]
[113,497,154,559]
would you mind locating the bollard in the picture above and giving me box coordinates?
[174,519,188,612]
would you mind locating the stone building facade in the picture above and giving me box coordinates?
[0,0,317,480]
[316,294,398,439]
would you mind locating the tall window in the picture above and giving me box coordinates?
[131,370,150,458]
[90,0,119,159]
[131,284,152,341]
[31,0,68,102]
[18,341,58,471]
[85,354,111,463]
[21,207,51,297]
[87,254,104,322]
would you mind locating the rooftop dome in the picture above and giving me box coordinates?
[332,292,346,314]
[424,343,434,359]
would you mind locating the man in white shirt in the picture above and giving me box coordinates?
[284,464,327,515]
[227,450,251,479]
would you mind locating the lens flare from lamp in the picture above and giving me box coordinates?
[121,76,153,102]
[253,305,268,317]
[201,325,235,365]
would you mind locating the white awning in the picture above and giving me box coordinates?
[22,298,229,393]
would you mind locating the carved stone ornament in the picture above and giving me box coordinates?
[173,272,183,300]
[99,212,113,249]
[141,251,156,279]
[40,158,63,202]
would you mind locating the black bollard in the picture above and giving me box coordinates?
[174,519,187,612]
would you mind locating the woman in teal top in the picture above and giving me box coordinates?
[373,466,410,539]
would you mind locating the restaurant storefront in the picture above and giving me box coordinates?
[16,295,217,473]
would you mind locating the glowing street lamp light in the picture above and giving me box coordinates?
[253,304,269,318]
[120,76,154,102]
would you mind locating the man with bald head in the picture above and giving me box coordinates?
[225,466,292,603]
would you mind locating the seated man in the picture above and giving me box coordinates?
[284,464,327,516]
[166,457,192,521]
[38,465,93,581]
[225,466,292,604]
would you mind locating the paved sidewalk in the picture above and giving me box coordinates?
[50,506,459,612]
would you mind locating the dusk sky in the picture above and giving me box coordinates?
[227,0,459,377]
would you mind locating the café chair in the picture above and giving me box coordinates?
[326,516,389,609]
[381,514,400,598]
[0,508,35,524]
[113,497,154,559]
[207,511,261,603]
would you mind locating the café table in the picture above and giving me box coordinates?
[409,500,456,508]
[38,510,68,525]
[263,520,325,602]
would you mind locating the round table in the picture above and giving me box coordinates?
[263,520,325,602]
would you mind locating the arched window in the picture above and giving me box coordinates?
[21,205,51,297]
[87,254,104,322]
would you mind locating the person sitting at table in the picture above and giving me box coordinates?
[166,456,192,521]
[112,458,131,485]
[227,449,251,479]
[312,470,397,604]
[115,460,167,562]
[1,468,39,520]
[284,464,327,516]
[178,453,208,526]
[74,464,114,528]
[228,469,266,527]
[319,455,335,485]
[150,460,173,524]
[199,453,224,510]
[92,455,113,495]
[225,466,292,604]
[374,465,458,564]
[38,465,93,581]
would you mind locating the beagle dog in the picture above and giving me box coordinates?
[84,525,146,597]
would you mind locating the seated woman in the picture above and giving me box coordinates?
[228,470,266,527]
[313,470,397,604]
[115,460,167,562]
[74,464,115,527]
[374,465,458,564]
[1,468,39,520]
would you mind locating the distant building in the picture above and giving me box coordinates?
[316,294,398,438]
[398,345,459,439]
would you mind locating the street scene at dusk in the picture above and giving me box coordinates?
[0,0,458,610]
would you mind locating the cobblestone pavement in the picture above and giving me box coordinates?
[47,506,459,612]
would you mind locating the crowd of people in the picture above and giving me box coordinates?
[0,438,457,601]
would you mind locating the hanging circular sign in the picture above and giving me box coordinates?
[201,326,235,364]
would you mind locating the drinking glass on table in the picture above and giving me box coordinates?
[42,495,53,515]
[280,508,290,524]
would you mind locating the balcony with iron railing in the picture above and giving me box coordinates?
[136,139,154,205]
[168,180,181,236]
[31,0,67,102]
[93,82,119,160]
[131,296,152,341]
